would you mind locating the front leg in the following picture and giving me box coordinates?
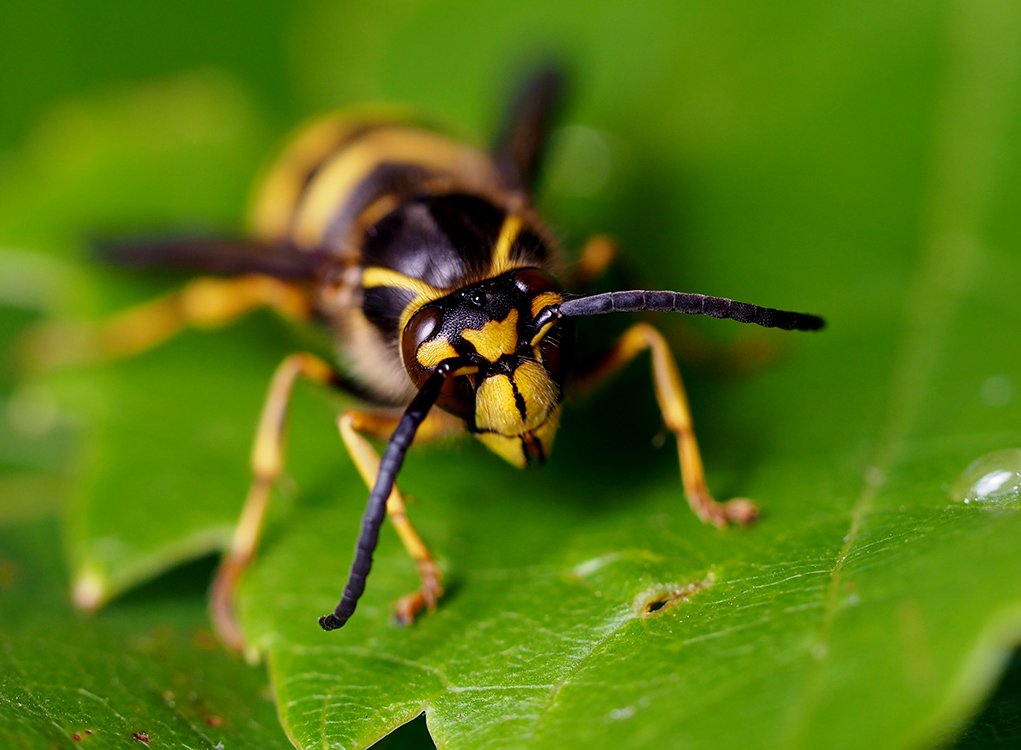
[210,351,337,652]
[573,322,757,527]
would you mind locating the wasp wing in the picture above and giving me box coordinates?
[491,65,566,194]
[95,235,330,281]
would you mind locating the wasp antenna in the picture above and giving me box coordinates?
[552,290,825,331]
[319,358,469,631]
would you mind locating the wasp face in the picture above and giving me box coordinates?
[401,268,573,467]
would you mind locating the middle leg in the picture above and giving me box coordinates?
[572,322,757,527]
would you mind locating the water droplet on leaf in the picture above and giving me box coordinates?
[953,450,1021,506]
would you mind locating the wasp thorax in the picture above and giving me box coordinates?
[400,268,572,467]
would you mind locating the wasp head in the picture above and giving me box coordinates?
[401,268,572,467]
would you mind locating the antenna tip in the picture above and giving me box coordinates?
[319,613,346,631]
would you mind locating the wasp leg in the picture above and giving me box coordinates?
[573,322,758,527]
[572,234,617,288]
[24,274,311,371]
[338,408,464,624]
[210,351,335,653]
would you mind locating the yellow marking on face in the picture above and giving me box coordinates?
[530,321,554,352]
[475,431,527,468]
[528,292,562,354]
[513,361,559,429]
[417,337,459,368]
[291,127,498,248]
[530,291,562,319]
[474,404,562,468]
[474,362,558,438]
[475,432,524,467]
[462,308,519,362]
[475,374,522,435]
[490,213,523,275]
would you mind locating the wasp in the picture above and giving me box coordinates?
[37,69,823,649]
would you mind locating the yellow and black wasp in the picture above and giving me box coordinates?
[36,69,823,649]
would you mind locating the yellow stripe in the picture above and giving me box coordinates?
[249,117,358,241]
[292,127,498,248]
[362,266,448,335]
[489,214,523,275]
[355,193,402,233]
[248,106,419,240]
[361,266,443,298]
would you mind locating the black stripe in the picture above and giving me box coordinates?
[424,194,506,285]
[508,371,529,424]
[358,193,512,343]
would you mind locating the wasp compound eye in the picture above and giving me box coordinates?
[511,267,559,295]
[401,306,447,379]
[408,304,443,344]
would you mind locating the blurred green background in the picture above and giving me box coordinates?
[2,1,1020,748]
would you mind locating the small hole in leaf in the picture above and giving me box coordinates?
[645,597,670,614]
[635,573,715,618]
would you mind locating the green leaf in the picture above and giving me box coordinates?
[0,514,292,749]
[4,1,1021,748]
